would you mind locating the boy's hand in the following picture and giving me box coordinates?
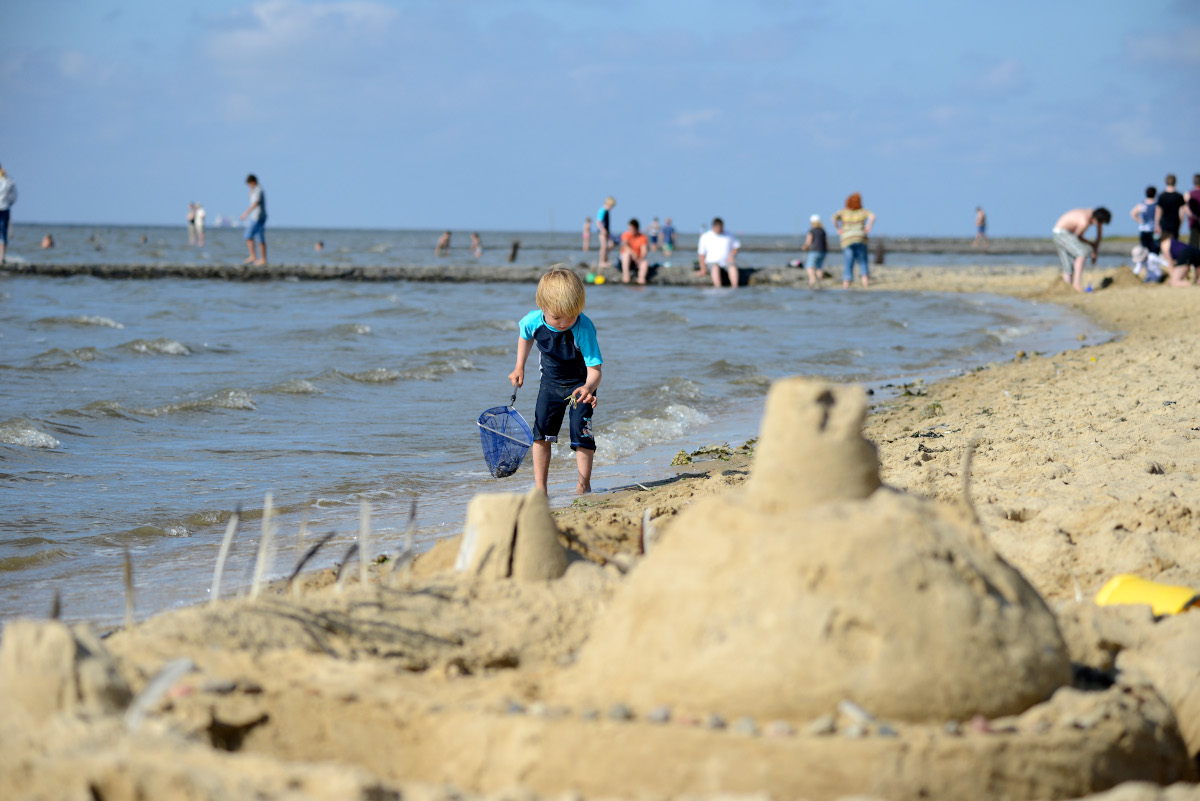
[508,367,524,388]
[571,386,597,408]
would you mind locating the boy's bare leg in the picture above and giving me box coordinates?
[532,440,551,492]
[244,240,256,264]
[637,258,648,284]
[727,265,739,288]
[710,264,722,287]
[620,251,632,283]
[806,267,817,287]
[861,274,869,288]
[1072,256,1085,292]
[257,241,267,266]
[574,447,594,494]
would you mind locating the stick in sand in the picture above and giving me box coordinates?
[125,658,194,732]
[249,493,275,600]
[335,542,359,590]
[358,499,372,587]
[389,498,419,583]
[123,547,135,629]
[287,531,337,590]
[50,589,61,620]
[291,504,310,597]
[210,506,241,606]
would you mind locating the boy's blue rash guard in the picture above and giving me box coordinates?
[518,311,603,385]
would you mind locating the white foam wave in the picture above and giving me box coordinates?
[986,324,1036,345]
[596,403,711,464]
[0,418,62,449]
[270,379,322,394]
[38,315,125,329]
[332,323,372,337]
[138,388,256,416]
[345,368,403,383]
[123,338,190,356]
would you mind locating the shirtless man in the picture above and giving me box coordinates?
[973,206,988,247]
[435,230,451,256]
[1051,206,1110,292]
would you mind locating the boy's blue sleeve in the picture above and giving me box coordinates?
[518,310,543,340]
[573,315,603,367]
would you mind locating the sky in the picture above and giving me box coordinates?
[2,0,1198,236]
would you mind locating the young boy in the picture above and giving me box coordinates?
[619,218,650,284]
[509,266,603,494]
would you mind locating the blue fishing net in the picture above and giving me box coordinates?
[477,391,533,478]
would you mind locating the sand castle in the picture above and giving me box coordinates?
[565,378,1072,722]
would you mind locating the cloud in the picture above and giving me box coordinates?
[1108,118,1164,158]
[1126,24,1200,65]
[960,58,1028,97]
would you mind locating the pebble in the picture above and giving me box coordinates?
[200,678,237,695]
[703,714,727,730]
[842,723,866,739]
[943,720,962,736]
[504,700,526,716]
[837,699,875,724]
[732,716,759,736]
[608,703,634,721]
[804,714,836,736]
[527,702,549,718]
[579,708,599,721]
[647,705,672,724]
[764,720,795,738]
[876,723,898,738]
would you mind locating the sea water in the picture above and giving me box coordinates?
[0,249,1111,625]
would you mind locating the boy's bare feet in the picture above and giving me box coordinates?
[243,256,255,264]
[255,259,267,266]
[575,478,591,495]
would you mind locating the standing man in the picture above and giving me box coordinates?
[1155,174,1186,242]
[1051,206,1110,292]
[619,218,650,284]
[696,217,741,288]
[194,201,206,247]
[0,164,16,265]
[187,202,197,245]
[1187,174,1200,249]
[597,196,615,268]
[661,217,676,256]
[239,174,267,265]
[974,206,988,247]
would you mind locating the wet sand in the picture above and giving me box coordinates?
[2,262,1199,801]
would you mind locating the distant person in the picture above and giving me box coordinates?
[1159,233,1200,286]
[140,234,148,244]
[315,240,324,251]
[239,174,267,265]
[1051,206,1110,292]
[974,206,988,247]
[1129,186,1158,254]
[647,217,662,252]
[597,196,615,268]
[802,214,828,288]
[582,217,592,252]
[0,163,15,264]
[194,202,206,246]
[1155,174,1185,241]
[696,217,741,288]
[661,217,676,255]
[187,202,197,245]
[435,230,451,256]
[1187,174,1200,249]
[470,232,482,258]
[1130,245,1166,283]
[832,192,876,288]
[41,233,54,249]
[619,218,650,285]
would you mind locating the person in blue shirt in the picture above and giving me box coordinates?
[509,266,603,494]
[597,196,615,268]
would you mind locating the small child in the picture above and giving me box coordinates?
[509,266,603,494]
[803,214,827,288]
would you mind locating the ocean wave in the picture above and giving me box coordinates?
[136,388,256,416]
[121,337,191,356]
[596,403,711,463]
[986,324,1036,344]
[0,418,62,449]
[331,323,372,337]
[341,367,403,383]
[30,347,104,369]
[0,547,70,572]
[268,379,322,394]
[36,314,125,329]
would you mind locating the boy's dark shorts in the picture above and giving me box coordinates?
[533,382,595,451]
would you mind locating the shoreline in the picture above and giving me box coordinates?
[3,261,1199,800]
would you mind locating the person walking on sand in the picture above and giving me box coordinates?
[1186,174,1200,249]
[1156,174,1186,242]
[1051,206,1110,292]
[0,164,16,265]
[974,206,988,247]
[832,193,875,288]
[597,196,615,268]
[802,214,828,289]
[619,218,650,284]
[239,174,267,265]
[435,231,451,256]
[696,217,741,288]
[194,201,206,247]
[508,266,603,494]
[582,217,592,252]
[1130,186,1158,254]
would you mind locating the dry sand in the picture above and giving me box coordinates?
[2,262,1199,801]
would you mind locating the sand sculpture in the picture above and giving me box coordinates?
[567,378,1072,722]
[454,487,569,581]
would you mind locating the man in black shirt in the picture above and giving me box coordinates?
[1156,174,1186,239]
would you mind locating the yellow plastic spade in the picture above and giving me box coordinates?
[1094,574,1199,616]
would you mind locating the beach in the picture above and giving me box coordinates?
[2,261,1199,801]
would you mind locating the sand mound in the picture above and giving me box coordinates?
[565,378,1071,722]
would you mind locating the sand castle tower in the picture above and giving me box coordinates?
[566,378,1071,722]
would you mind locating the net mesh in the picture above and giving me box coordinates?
[477,401,533,478]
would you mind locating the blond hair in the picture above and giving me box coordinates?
[535,265,585,317]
